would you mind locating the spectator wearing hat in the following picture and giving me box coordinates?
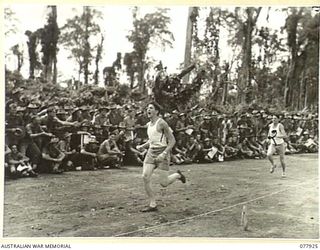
[108,103,123,126]
[66,107,83,123]
[210,112,220,138]
[77,135,100,171]
[199,138,215,163]
[6,103,25,148]
[176,113,193,144]
[24,102,40,125]
[57,109,68,121]
[57,131,77,171]
[282,113,294,136]
[295,130,317,153]
[176,113,191,133]
[81,106,92,122]
[25,115,53,172]
[199,115,213,140]
[167,110,179,134]
[79,120,91,133]
[93,125,104,144]
[41,135,65,174]
[41,106,80,136]
[94,106,110,126]
[97,129,124,168]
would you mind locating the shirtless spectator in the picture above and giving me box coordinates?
[97,129,125,168]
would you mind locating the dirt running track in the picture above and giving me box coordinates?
[3,154,319,238]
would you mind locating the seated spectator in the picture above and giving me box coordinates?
[172,138,191,165]
[94,106,110,126]
[124,137,146,166]
[298,131,318,153]
[211,137,225,162]
[186,134,202,163]
[224,136,239,161]
[25,115,53,172]
[4,144,12,178]
[57,109,68,121]
[41,135,65,174]
[57,131,77,171]
[200,138,215,163]
[78,135,100,170]
[237,137,255,159]
[199,115,213,139]
[246,136,266,159]
[117,123,127,153]
[66,107,83,123]
[256,132,269,152]
[92,125,104,144]
[6,102,25,149]
[305,134,319,153]
[97,129,124,168]
[7,145,38,178]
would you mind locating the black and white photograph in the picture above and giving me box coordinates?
[2,3,319,244]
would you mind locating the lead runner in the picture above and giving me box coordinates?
[136,102,186,212]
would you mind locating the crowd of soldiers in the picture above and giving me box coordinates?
[5,86,319,179]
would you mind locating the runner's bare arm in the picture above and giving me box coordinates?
[278,124,287,138]
[159,119,176,154]
[137,140,150,150]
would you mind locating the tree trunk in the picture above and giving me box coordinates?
[183,7,194,83]
[221,66,229,105]
[53,56,57,84]
[298,70,305,110]
[83,7,90,85]
[17,52,23,72]
[239,7,261,104]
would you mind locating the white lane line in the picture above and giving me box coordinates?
[113,180,316,237]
